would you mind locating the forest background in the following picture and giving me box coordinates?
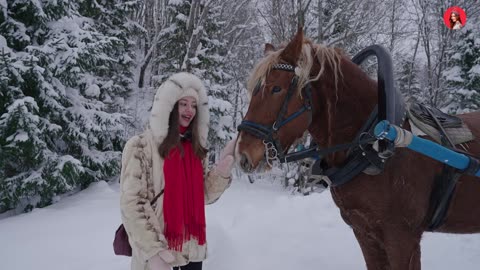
[1,0,479,214]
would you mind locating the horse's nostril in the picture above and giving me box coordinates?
[240,154,252,172]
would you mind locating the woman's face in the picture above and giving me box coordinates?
[178,96,197,127]
[451,13,459,22]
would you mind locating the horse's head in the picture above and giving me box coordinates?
[236,28,319,173]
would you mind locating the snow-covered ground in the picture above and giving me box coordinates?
[1,177,480,270]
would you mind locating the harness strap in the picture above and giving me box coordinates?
[354,106,379,141]
[271,76,300,161]
[272,136,285,161]
[281,137,377,163]
[424,106,461,231]
[238,121,271,139]
[325,151,372,187]
[304,84,313,124]
[427,166,460,231]
[464,158,480,175]
[274,77,298,130]
[424,106,456,147]
[281,106,382,190]
[313,106,384,186]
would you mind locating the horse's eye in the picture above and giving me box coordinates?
[272,86,282,93]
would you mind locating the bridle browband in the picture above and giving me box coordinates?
[237,63,378,167]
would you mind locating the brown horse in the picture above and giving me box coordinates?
[235,28,480,269]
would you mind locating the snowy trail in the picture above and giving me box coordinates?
[1,178,480,270]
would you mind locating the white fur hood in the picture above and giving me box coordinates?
[149,72,209,147]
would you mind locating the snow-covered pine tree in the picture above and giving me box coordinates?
[219,0,263,130]
[148,0,235,154]
[0,0,138,213]
[444,24,480,114]
[313,0,384,51]
[149,0,190,83]
[396,54,423,104]
[188,2,234,150]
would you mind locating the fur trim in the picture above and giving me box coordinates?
[178,88,199,103]
[149,72,209,147]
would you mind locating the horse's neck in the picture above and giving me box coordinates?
[309,57,377,166]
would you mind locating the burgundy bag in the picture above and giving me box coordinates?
[114,190,164,256]
[113,224,132,256]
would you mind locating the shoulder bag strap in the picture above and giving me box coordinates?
[150,189,164,205]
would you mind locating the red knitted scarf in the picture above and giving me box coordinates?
[163,126,206,251]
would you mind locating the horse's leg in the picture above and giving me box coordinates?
[353,229,390,270]
[383,227,422,270]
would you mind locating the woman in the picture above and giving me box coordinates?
[450,11,463,30]
[120,72,235,270]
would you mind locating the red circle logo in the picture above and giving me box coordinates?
[443,6,467,30]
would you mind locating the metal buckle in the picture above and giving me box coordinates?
[263,140,279,167]
[272,121,279,131]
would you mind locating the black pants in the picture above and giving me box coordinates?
[173,261,202,270]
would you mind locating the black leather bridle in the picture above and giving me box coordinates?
[237,63,313,165]
[237,63,385,171]
[237,63,379,166]
[236,45,405,189]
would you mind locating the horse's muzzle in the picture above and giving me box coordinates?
[239,153,254,173]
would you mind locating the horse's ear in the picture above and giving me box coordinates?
[264,43,275,55]
[280,28,304,65]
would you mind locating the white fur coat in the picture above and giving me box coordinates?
[119,73,230,269]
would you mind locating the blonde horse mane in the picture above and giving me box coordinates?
[247,40,343,97]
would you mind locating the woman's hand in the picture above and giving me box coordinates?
[214,139,236,178]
